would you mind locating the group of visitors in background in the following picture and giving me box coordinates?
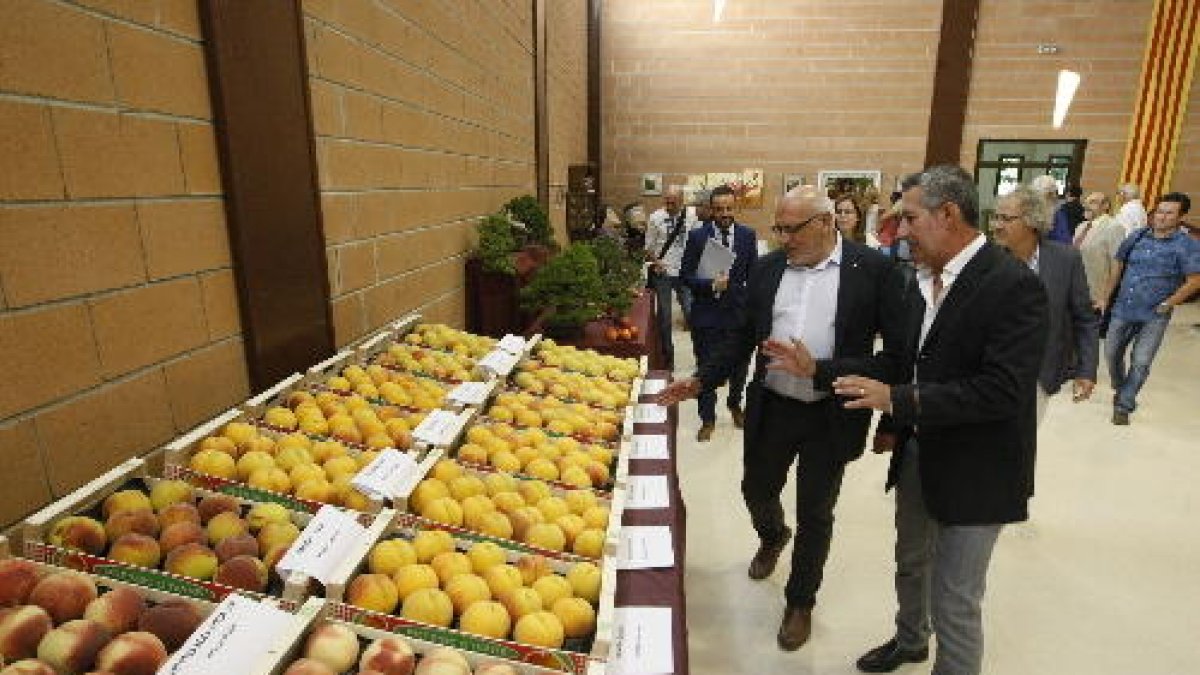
[625,165,1198,675]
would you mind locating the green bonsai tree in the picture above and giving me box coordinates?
[505,194,553,247]
[476,213,518,274]
[519,243,605,328]
[584,235,641,316]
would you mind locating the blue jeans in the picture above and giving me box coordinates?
[691,326,747,423]
[1104,313,1170,414]
[650,274,692,368]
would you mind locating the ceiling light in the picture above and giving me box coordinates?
[713,0,726,22]
[1053,69,1080,129]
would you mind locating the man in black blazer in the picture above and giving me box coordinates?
[991,184,1099,431]
[821,167,1047,675]
[656,187,906,651]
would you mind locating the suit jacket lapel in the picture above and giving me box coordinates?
[758,254,788,340]
[922,242,998,350]
[833,243,862,354]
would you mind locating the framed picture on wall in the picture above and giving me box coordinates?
[641,173,663,196]
[1048,155,1072,196]
[817,170,881,200]
[783,173,805,193]
[996,154,1023,196]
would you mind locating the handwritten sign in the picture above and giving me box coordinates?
[609,607,674,675]
[412,409,468,446]
[630,434,669,460]
[625,475,670,510]
[496,334,527,354]
[352,449,419,500]
[617,525,675,570]
[447,381,492,406]
[477,348,520,377]
[158,595,295,675]
[274,506,367,583]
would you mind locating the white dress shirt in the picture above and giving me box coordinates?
[917,233,987,349]
[765,235,843,401]
[1117,199,1147,235]
[644,206,697,276]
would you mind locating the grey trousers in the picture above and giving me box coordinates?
[894,441,1002,675]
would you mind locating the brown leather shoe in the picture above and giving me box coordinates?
[748,526,792,579]
[729,405,746,428]
[696,423,715,442]
[777,605,812,651]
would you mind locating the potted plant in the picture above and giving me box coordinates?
[467,197,555,336]
[519,243,605,336]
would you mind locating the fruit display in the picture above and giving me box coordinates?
[404,460,611,559]
[0,559,209,674]
[341,532,604,652]
[372,342,486,384]
[457,423,615,491]
[483,391,623,446]
[281,623,530,675]
[318,364,452,411]
[403,323,498,359]
[510,366,634,411]
[33,478,330,599]
[529,341,641,382]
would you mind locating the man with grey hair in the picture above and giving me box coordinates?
[1074,191,1126,309]
[645,185,697,367]
[991,184,1098,424]
[1115,183,1147,235]
[833,166,1048,675]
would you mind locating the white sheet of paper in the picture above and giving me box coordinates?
[158,595,295,675]
[625,475,670,510]
[351,449,418,500]
[640,379,667,396]
[630,434,670,460]
[496,334,527,354]
[447,381,491,406]
[634,403,668,424]
[608,606,674,675]
[696,236,736,280]
[274,506,368,583]
[412,409,465,445]
[617,525,675,569]
[478,348,520,376]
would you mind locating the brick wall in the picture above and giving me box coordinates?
[1170,71,1200,199]
[0,0,246,527]
[303,0,537,346]
[547,0,589,239]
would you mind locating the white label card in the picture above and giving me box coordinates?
[478,348,521,376]
[608,607,674,675]
[617,525,675,570]
[274,506,368,583]
[640,379,667,396]
[412,409,469,446]
[351,449,418,500]
[158,595,295,675]
[448,381,492,406]
[633,404,668,424]
[625,475,670,510]
[497,334,527,354]
[630,434,669,460]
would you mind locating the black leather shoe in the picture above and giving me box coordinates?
[1112,410,1130,425]
[729,404,746,428]
[856,638,929,672]
[748,527,792,579]
[776,605,811,651]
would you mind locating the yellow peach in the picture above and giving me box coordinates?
[421,497,464,527]
[566,562,601,604]
[369,539,418,576]
[411,530,455,563]
[430,459,464,484]
[444,572,491,614]
[572,529,605,558]
[401,588,453,627]
[552,596,597,638]
[531,574,573,609]
[347,573,400,614]
[524,523,566,552]
[393,563,440,601]
[430,551,473,585]
[466,542,507,575]
[459,600,512,639]
[475,511,514,540]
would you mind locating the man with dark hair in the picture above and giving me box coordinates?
[678,185,758,440]
[645,186,698,367]
[1102,191,1200,425]
[1048,184,1084,244]
[832,166,1048,675]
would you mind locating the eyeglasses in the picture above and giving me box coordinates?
[772,212,829,236]
[989,212,1024,224]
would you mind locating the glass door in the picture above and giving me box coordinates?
[974,139,1087,232]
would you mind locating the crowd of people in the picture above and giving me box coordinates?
[633,167,1199,675]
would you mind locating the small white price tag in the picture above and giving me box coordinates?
[633,403,668,424]
[640,379,667,396]
[448,381,492,406]
[158,595,295,675]
[630,434,670,460]
[351,449,419,500]
[412,409,461,445]
[477,348,520,376]
[496,334,527,354]
[274,506,368,583]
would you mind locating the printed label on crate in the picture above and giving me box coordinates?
[496,334,527,355]
[477,348,521,376]
[630,434,670,460]
[352,449,420,500]
[632,403,668,424]
[639,379,667,397]
[412,409,470,446]
[448,381,492,406]
[160,594,296,675]
[332,604,588,674]
[275,505,367,584]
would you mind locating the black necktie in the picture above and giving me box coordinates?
[719,227,730,248]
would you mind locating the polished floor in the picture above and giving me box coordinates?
[670,303,1200,675]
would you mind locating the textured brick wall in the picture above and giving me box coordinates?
[303,0,537,346]
[1170,71,1200,199]
[547,0,589,239]
[0,0,246,527]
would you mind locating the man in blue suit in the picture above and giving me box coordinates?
[679,185,759,441]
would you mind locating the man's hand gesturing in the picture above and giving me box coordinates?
[653,378,702,407]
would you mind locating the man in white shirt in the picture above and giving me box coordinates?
[644,185,697,369]
[1115,183,1147,235]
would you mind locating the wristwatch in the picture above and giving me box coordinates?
[1155,302,1174,316]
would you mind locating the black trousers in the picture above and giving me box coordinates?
[741,388,846,608]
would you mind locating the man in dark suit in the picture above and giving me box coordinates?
[679,185,759,441]
[991,183,1099,428]
[657,186,906,650]
[819,167,1047,675]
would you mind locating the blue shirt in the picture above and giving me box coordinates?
[1112,227,1200,322]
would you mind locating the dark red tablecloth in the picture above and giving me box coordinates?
[614,372,687,674]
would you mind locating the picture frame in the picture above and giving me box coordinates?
[996,154,1023,196]
[817,170,882,199]
[783,173,805,194]
[1048,155,1072,196]
[641,173,663,196]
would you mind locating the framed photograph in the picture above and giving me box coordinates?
[1048,155,1072,196]
[996,154,1023,196]
[783,173,805,193]
[817,170,882,200]
[641,173,663,196]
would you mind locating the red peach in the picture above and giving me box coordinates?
[104,509,160,541]
[94,630,168,675]
[108,533,163,569]
[137,600,203,651]
[213,533,259,563]
[0,605,53,660]
[36,619,111,674]
[28,571,98,623]
[213,556,268,593]
[303,623,359,673]
[0,559,41,607]
[282,659,336,675]
[359,636,415,675]
[156,503,201,530]
[158,522,206,555]
[83,587,147,635]
[195,494,240,523]
[0,660,57,674]
[48,516,108,555]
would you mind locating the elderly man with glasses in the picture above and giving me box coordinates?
[656,186,906,651]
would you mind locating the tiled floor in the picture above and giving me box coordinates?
[670,303,1200,674]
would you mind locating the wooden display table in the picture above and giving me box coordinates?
[527,289,667,370]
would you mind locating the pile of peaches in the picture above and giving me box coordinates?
[283,627,518,675]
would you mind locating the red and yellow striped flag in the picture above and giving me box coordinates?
[1120,0,1200,202]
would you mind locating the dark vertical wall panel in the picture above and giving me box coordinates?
[588,0,602,197]
[535,0,550,213]
[199,0,334,390]
[925,0,981,167]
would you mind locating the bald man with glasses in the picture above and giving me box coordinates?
[657,186,907,651]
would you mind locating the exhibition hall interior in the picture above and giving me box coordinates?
[0,1,1197,674]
